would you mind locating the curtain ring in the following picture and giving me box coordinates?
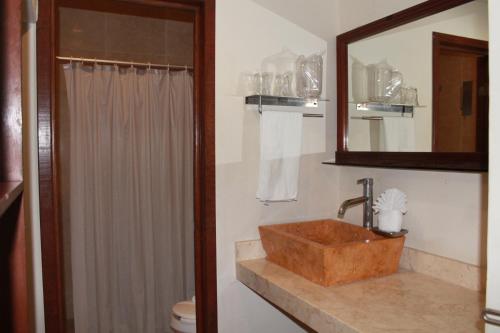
[167,64,170,72]
[148,62,151,70]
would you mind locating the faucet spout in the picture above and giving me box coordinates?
[337,178,374,229]
[337,196,368,218]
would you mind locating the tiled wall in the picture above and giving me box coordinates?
[59,7,193,66]
[58,8,193,328]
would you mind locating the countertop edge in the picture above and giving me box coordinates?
[236,261,358,333]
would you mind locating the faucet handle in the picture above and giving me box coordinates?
[357,178,373,186]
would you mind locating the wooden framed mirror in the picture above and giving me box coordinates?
[335,0,488,171]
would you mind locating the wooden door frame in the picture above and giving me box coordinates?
[432,31,489,152]
[36,0,217,332]
[0,1,32,332]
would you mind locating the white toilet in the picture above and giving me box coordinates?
[170,299,196,333]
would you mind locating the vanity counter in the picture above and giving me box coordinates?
[237,258,484,333]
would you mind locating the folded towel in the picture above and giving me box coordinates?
[369,119,382,151]
[257,111,303,202]
[381,117,415,152]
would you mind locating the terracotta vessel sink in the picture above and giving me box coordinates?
[259,219,405,286]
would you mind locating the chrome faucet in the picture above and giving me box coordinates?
[337,178,374,229]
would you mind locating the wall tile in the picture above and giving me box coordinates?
[59,8,106,53]
[106,13,165,57]
[165,20,194,66]
[59,8,194,67]
[58,47,106,60]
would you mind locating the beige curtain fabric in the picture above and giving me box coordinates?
[64,64,194,333]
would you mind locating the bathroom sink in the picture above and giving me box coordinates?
[259,219,405,286]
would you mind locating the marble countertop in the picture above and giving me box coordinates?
[237,259,484,333]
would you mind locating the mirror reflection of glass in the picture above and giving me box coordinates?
[347,0,488,152]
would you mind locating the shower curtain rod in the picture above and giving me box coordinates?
[56,56,194,70]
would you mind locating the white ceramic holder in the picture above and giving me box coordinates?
[378,210,403,233]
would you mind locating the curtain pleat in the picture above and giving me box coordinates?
[64,64,194,333]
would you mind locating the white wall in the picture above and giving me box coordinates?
[215,0,337,332]
[337,166,487,265]
[335,0,488,267]
[347,1,488,151]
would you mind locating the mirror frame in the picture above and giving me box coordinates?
[335,0,488,171]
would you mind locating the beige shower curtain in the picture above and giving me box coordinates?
[64,64,194,333]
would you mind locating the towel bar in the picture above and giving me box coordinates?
[350,116,412,120]
[246,95,325,118]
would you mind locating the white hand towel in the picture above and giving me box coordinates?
[398,118,416,152]
[381,117,415,152]
[257,111,303,202]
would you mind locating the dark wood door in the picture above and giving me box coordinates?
[436,50,477,151]
[433,32,489,152]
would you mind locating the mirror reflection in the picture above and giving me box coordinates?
[347,0,488,152]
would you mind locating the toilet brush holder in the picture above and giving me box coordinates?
[378,210,403,233]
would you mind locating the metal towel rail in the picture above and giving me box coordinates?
[351,116,412,120]
[245,95,325,118]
